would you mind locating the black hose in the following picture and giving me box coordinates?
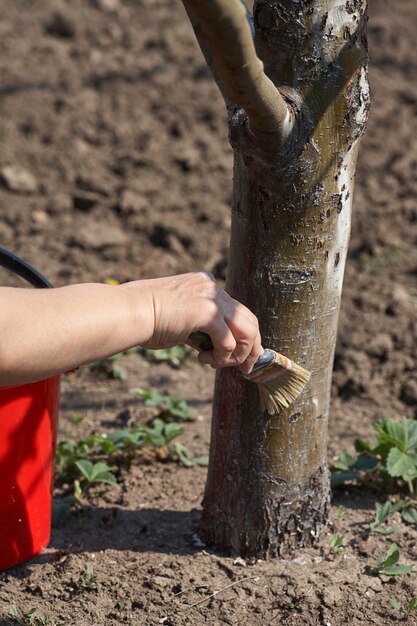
[0,246,52,289]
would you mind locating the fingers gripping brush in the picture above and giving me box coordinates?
[189,331,311,415]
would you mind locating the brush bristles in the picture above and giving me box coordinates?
[245,354,311,415]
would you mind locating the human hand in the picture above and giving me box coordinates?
[136,271,262,374]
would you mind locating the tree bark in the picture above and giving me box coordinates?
[186,0,370,557]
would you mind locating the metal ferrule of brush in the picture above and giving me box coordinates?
[250,348,276,372]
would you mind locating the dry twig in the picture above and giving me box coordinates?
[179,574,260,610]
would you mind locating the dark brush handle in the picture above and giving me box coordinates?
[189,331,275,372]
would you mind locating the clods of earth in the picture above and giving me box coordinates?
[0,0,416,624]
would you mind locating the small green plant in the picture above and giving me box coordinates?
[371,543,413,577]
[79,564,97,590]
[144,345,189,368]
[56,419,184,485]
[401,503,417,524]
[9,605,64,626]
[133,388,197,421]
[369,499,417,534]
[68,412,87,424]
[388,596,417,616]
[329,533,344,553]
[174,442,209,468]
[331,417,417,496]
[73,460,117,498]
[75,460,117,486]
[91,353,128,380]
[335,507,346,518]
[330,450,378,487]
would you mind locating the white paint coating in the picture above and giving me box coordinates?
[281,107,293,139]
[356,64,371,128]
[328,155,353,299]
[326,0,357,32]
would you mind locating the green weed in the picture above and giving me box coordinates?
[75,459,117,486]
[174,442,209,468]
[388,596,417,616]
[331,417,417,497]
[91,353,128,380]
[56,419,184,486]
[78,564,97,590]
[329,533,344,553]
[144,345,189,368]
[67,412,87,424]
[73,460,117,498]
[335,507,347,518]
[9,605,64,626]
[371,543,413,577]
[133,388,197,421]
[369,500,414,534]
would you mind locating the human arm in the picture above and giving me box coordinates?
[0,271,262,387]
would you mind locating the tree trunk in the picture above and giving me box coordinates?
[199,0,370,557]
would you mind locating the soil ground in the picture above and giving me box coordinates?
[0,0,417,624]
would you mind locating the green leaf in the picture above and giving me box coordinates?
[163,422,184,443]
[376,501,393,523]
[164,396,197,421]
[391,499,410,512]
[132,388,196,421]
[375,544,413,577]
[355,437,373,453]
[407,419,417,448]
[388,598,402,611]
[381,565,413,576]
[330,470,359,487]
[332,451,357,471]
[380,543,400,568]
[194,455,209,467]
[134,388,165,406]
[329,533,344,551]
[370,501,400,533]
[111,363,128,381]
[372,441,396,463]
[144,345,189,367]
[408,597,417,611]
[75,460,117,485]
[353,454,379,471]
[401,506,417,525]
[373,525,398,535]
[386,448,417,479]
[373,419,408,452]
[75,459,94,479]
[174,443,196,467]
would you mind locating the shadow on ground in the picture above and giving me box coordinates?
[49,505,204,557]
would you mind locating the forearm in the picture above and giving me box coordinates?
[0,283,154,387]
[0,271,262,387]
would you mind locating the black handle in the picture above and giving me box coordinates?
[189,331,275,372]
[0,246,52,289]
[189,331,214,351]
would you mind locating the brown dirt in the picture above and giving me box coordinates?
[0,0,417,624]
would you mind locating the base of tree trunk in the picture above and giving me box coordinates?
[201,464,330,559]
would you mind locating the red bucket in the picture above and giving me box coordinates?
[0,247,61,569]
[0,378,60,569]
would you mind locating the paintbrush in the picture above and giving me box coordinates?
[189,331,311,415]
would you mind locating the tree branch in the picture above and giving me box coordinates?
[182,0,291,141]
